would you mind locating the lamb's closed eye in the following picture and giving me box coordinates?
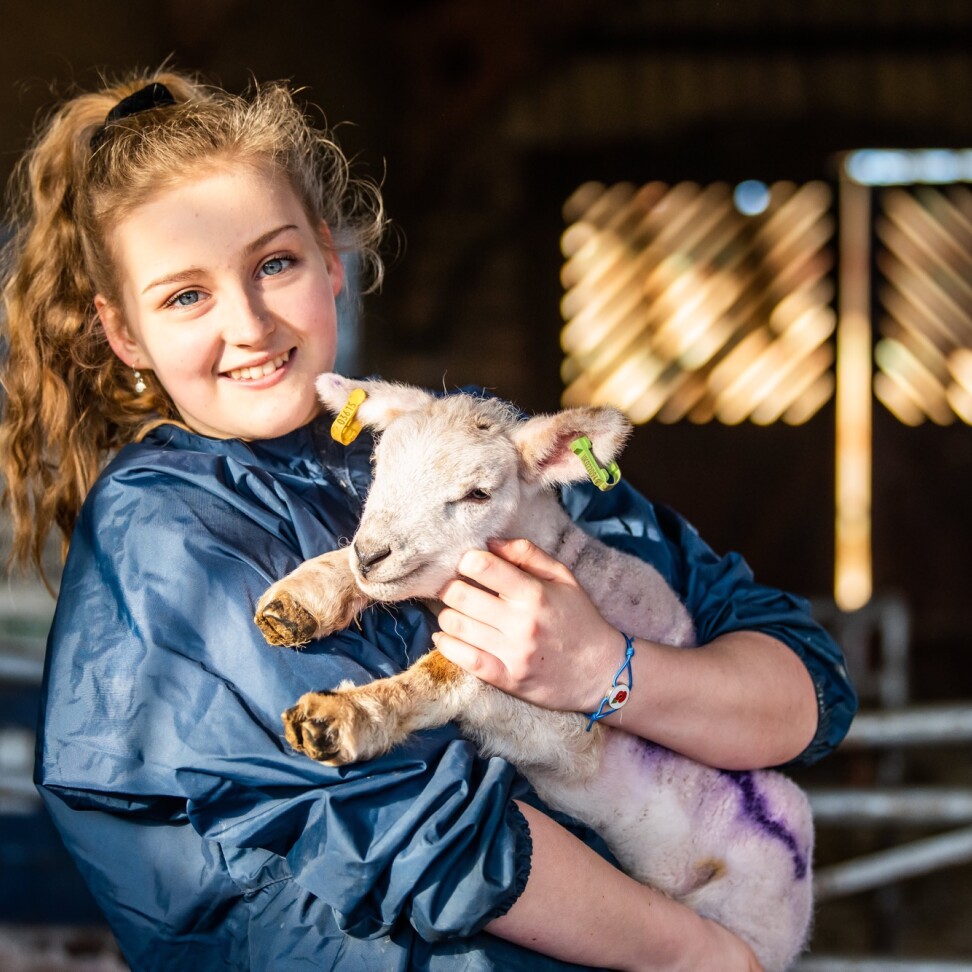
[461,487,491,502]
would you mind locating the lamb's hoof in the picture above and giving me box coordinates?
[282,692,356,765]
[255,594,318,647]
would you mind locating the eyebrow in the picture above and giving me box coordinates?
[140,224,301,294]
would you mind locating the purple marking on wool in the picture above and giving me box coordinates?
[633,739,667,763]
[721,770,808,881]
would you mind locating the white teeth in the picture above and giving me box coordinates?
[227,350,290,382]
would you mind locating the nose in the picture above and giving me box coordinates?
[226,291,276,346]
[354,542,391,577]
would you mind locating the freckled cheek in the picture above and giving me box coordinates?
[294,278,339,329]
[288,300,333,339]
[156,340,222,384]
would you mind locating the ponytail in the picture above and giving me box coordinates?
[3,81,140,582]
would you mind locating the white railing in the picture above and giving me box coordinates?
[797,598,972,971]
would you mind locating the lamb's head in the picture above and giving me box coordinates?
[316,373,631,602]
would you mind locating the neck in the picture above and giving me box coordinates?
[505,487,589,570]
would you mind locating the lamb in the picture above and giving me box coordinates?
[254,373,815,972]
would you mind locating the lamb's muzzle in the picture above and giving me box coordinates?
[353,542,390,577]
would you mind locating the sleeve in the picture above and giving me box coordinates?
[560,480,858,767]
[37,466,534,943]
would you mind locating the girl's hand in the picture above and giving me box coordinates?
[432,537,621,713]
[689,918,765,972]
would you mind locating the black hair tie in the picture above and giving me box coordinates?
[90,82,176,150]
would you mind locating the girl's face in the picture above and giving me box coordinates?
[97,165,344,440]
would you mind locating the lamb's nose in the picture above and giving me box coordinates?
[354,542,391,577]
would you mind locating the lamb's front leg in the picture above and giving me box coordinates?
[283,650,478,764]
[255,548,371,647]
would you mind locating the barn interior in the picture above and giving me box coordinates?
[1,2,971,968]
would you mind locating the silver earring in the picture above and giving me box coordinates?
[133,369,147,394]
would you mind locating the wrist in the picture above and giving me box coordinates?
[629,891,717,972]
[664,912,730,972]
[583,631,636,729]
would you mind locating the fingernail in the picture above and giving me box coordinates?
[462,550,488,574]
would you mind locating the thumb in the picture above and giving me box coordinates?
[486,537,573,584]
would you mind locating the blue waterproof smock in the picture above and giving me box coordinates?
[36,416,857,971]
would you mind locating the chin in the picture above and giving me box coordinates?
[358,561,453,604]
[244,407,320,441]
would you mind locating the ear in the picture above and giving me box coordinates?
[317,222,344,297]
[512,406,632,487]
[95,296,143,369]
[315,373,435,431]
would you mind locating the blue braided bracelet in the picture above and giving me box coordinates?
[586,633,635,731]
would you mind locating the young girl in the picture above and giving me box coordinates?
[0,70,856,971]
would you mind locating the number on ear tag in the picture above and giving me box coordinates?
[331,388,367,445]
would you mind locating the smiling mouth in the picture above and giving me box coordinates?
[224,349,292,382]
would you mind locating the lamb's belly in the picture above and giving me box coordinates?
[534,729,813,900]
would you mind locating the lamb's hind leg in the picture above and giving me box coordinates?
[283,650,478,764]
[255,548,371,647]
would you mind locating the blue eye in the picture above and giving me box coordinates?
[166,290,201,308]
[260,256,293,277]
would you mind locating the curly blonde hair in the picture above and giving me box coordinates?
[0,69,386,582]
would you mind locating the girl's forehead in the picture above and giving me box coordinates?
[129,164,299,221]
[113,168,315,287]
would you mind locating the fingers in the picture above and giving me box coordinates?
[456,539,573,598]
[438,575,501,620]
[436,604,504,656]
[488,538,576,584]
[432,539,590,702]
[432,630,509,688]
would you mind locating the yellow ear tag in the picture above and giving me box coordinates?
[330,388,368,445]
[569,435,621,491]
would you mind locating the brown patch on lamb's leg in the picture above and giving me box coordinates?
[255,548,370,647]
[282,650,473,764]
[421,647,466,687]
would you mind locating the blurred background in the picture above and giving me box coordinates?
[1,1,971,969]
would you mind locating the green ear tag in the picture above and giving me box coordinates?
[569,436,621,491]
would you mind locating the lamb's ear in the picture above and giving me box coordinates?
[512,406,632,487]
[315,373,434,431]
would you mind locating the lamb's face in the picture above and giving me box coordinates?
[350,398,525,601]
